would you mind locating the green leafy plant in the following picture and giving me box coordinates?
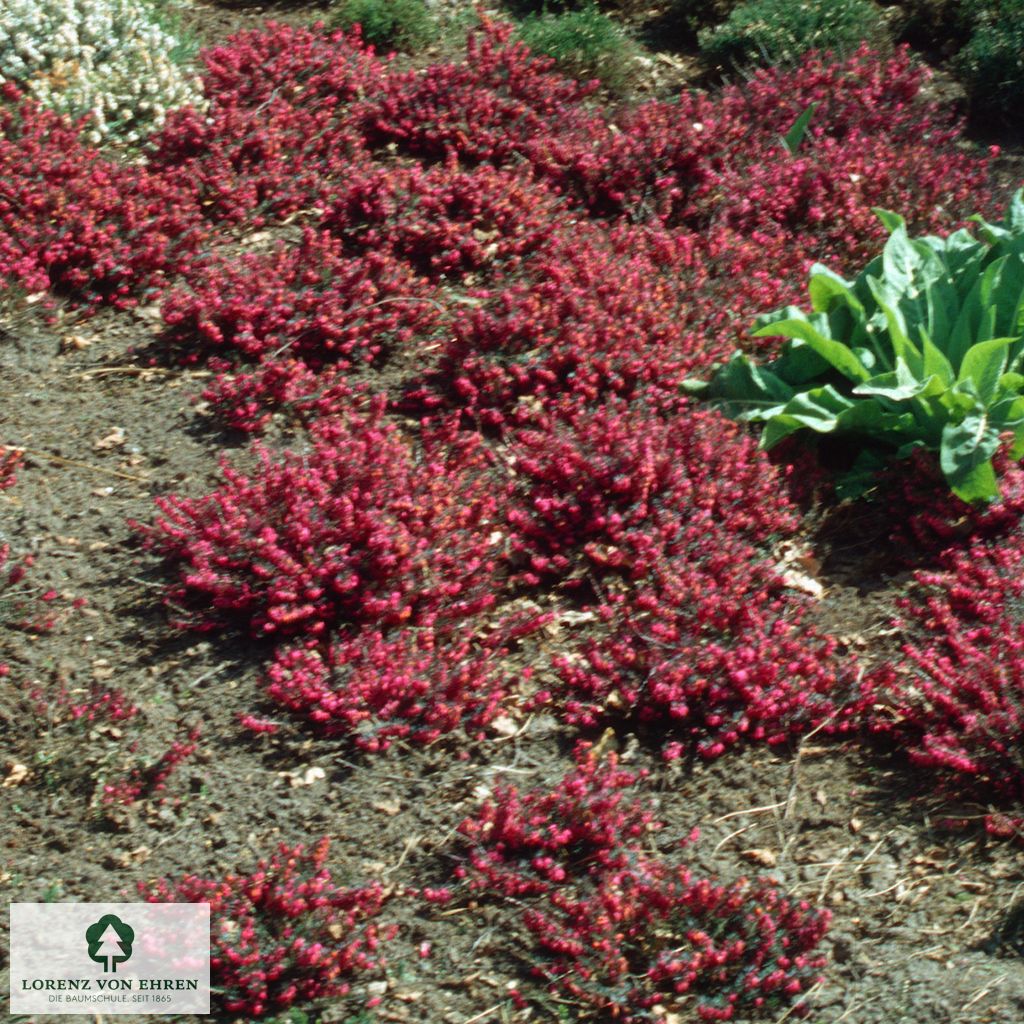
[698,0,888,69]
[686,191,1024,503]
[517,6,641,93]
[328,0,437,52]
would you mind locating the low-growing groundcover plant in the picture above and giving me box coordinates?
[863,532,1024,834]
[453,750,831,1021]
[516,6,642,94]
[688,191,1024,503]
[143,839,396,1018]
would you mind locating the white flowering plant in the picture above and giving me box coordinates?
[0,0,204,146]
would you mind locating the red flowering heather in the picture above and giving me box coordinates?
[148,24,382,226]
[102,723,201,806]
[355,19,600,167]
[199,359,368,434]
[549,546,846,760]
[263,624,510,750]
[884,443,1024,556]
[142,403,505,637]
[161,229,442,370]
[455,751,830,1021]
[143,839,395,1018]
[407,221,700,425]
[0,86,204,307]
[319,159,566,281]
[863,533,1024,814]
[506,400,798,585]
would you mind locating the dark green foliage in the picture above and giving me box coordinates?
[516,5,641,93]
[329,0,437,52]
[955,0,1024,127]
[698,0,889,69]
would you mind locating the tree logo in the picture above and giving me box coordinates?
[85,914,135,973]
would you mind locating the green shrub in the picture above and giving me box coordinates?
[329,0,437,52]
[685,191,1024,504]
[698,0,888,69]
[517,6,642,93]
[955,0,1024,127]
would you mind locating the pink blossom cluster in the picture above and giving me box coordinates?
[143,839,395,1017]
[506,400,799,585]
[456,750,830,1021]
[264,624,511,751]
[101,722,201,805]
[863,531,1024,818]
[502,400,847,757]
[148,24,382,225]
[0,84,204,307]
[143,402,503,638]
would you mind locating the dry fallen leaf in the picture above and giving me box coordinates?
[373,797,402,817]
[93,427,126,451]
[741,848,778,868]
[2,763,30,788]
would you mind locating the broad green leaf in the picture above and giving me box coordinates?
[808,265,862,315]
[881,221,924,294]
[688,353,795,420]
[940,408,1002,502]
[852,359,942,401]
[752,309,871,382]
[1008,188,1024,235]
[781,101,820,155]
[866,276,923,376]
[918,325,955,387]
[956,336,1011,404]
[873,207,905,234]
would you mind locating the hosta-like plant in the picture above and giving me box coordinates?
[687,190,1024,502]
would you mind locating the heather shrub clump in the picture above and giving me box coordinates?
[0,0,203,145]
[143,839,395,1018]
[0,86,205,307]
[454,751,831,1020]
[863,533,1024,823]
[142,404,505,638]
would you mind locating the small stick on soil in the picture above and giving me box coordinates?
[3,444,148,482]
[712,799,788,823]
[462,1004,502,1024]
[71,367,213,379]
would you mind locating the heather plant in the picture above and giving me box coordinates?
[263,625,513,751]
[161,229,443,370]
[863,534,1024,827]
[506,400,799,586]
[698,0,889,70]
[547,553,847,760]
[142,404,505,638]
[143,839,396,1018]
[689,192,1024,503]
[328,0,438,52]
[516,6,642,94]
[0,0,203,145]
[0,86,205,307]
[455,751,831,1020]
[148,23,381,227]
